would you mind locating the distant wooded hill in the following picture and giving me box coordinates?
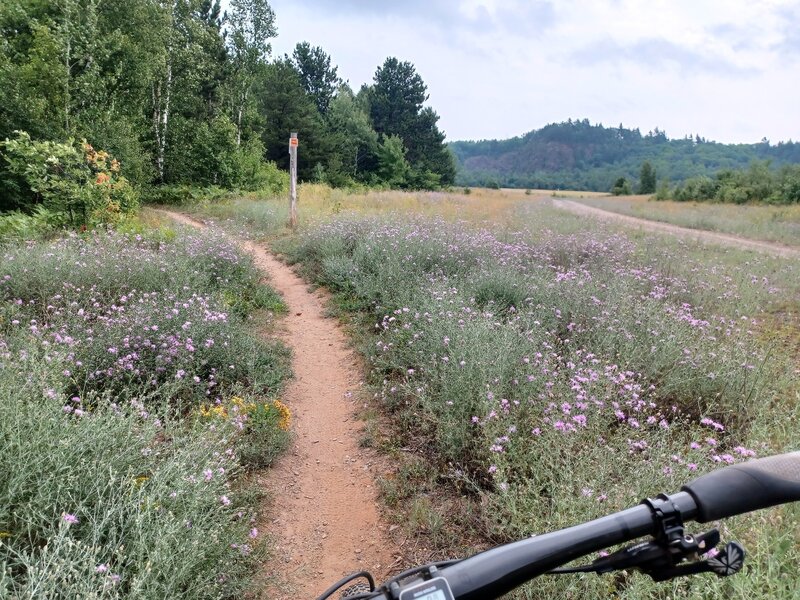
[450,119,800,191]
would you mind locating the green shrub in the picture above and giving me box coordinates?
[376,135,411,188]
[405,167,442,190]
[668,163,800,204]
[0,131,139,228]
[654,180,671,200]
[236,398,293,469]
[780,169,800,203]
[610,176,632,195]
[141,165,287,207]
[243,155,289,195]
[0,207,55,240]
[673,175,717,201]
[716,182,749,204]
[140,184,229,206]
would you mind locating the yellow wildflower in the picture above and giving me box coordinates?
[272,399,291,431]
[231,395,257,414]
[200,403,228,419]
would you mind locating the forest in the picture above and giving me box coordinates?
[4,0,799,231]
[451,119,800,193]
[0,0,455,226]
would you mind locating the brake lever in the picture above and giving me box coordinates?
[549,530,746,582]
[645,541,746,582]
[630,494,746,581]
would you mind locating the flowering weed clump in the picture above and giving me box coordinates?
[1,229,287,406]
[275,203,800,599]
[198,396,292,469]
[0,227,289,597]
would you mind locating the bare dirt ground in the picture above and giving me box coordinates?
[158,211,395,598]
[552,198,800,259]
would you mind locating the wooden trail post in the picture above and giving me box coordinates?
[289,132,298,230]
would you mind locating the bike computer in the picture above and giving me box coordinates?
[397,577,455,600]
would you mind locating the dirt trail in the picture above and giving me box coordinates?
[552,198,800,259]
[158,211,394,598]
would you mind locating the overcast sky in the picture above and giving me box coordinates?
[265,0,799,144]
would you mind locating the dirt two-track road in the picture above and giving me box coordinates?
[552,198,800,259]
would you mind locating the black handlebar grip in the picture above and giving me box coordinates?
[681,452,800,522]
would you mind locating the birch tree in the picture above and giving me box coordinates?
[225,0,276,147]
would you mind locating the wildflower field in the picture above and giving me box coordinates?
[193,187,800,599]
[0,226,290,598]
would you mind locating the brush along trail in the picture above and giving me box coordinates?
[158,211,395,598]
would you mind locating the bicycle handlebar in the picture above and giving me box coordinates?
[323,452,800,600]
[442,452,800,599]
[682,451,800,522]
[438,492,697,600]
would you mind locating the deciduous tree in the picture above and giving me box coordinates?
[326,85,379,182]
[225,0,276,146]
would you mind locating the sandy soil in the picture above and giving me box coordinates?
[158,211,395,598]
[553,199,800,259]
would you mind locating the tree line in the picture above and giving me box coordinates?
[0,0,455,217]
[451,119,800,193]
[659,162,800,204]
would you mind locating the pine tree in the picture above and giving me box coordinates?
[368,57,454,186]
[639,161,656,194]
[292,42,341,115]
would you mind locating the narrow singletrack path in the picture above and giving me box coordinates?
[552,198,800,259]
[158,211,394,598]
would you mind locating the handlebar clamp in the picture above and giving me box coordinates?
[643,494,688,549]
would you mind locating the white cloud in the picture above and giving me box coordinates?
[264,0,800,143]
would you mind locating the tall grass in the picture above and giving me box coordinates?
[176,183,533,240]
[0,227,290,598]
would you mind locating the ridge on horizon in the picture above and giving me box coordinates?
[448,119,800,192]
[449,118,795,146]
